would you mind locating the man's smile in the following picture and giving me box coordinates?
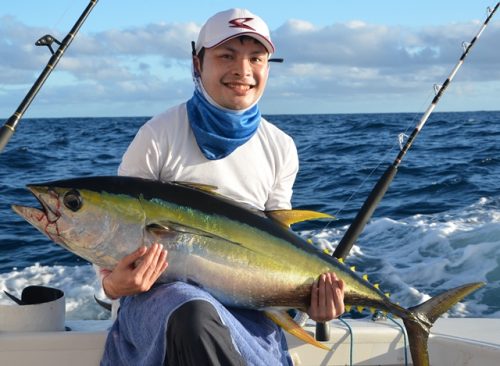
[223,82,255,95]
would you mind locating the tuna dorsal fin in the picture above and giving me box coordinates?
[266,209,334,228]
[173,181,218,193]
[264,310,330,351]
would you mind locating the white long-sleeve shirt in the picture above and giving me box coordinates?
[118,103,298,211]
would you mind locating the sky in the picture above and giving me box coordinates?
[1,0,499,118]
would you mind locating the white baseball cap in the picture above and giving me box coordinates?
[194,8,275,55]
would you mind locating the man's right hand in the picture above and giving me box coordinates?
[102,243,168,299]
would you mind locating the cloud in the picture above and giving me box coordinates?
[0,16,53,82]
[274,19,500,68]
[73,21,199,58]
[1,15,498,117]
[0,17,199,116]
[267,19,500,110]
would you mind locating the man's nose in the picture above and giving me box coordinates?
[232,57,251,77]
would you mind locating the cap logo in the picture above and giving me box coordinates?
[228,17,255,31]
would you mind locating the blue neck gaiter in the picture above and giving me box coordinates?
[186,86,261,160]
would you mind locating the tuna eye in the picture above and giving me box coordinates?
[63,190,82,212]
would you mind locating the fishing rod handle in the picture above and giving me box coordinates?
[315,321,331,341]
[0,113,23,152]
[0,124,15,153]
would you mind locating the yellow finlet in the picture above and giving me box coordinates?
[338,258,344,263]
[362,274,369,281]
[345,305,352,312]
[356,306,364,313]
[266,209,334,228]
[307,238,313,244]
[264,310,331,351]
[374,283,380,289]
[350,266,356,272]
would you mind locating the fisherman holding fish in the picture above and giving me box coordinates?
[98,8,345,366]
[10,5,491,366]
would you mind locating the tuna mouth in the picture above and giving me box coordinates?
[27,185,62,224]
[11,185,64,245]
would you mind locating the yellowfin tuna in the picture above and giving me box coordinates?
[12,176,484,366]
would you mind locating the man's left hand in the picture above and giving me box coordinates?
[307,272,345,322]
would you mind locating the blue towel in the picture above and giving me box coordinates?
[100,282,292,366]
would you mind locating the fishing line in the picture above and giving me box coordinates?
[323,0,483,230]
[50,0,80,32]
[321,90,435,236]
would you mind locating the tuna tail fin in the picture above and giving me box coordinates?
[402,282,485,366]
[264,310,331,351]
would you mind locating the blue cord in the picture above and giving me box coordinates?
[338,317,353,366]
[336,314,408,366]
[386,314,409,366]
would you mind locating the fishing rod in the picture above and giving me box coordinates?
[0,0,99,153]
[334,2,499,260]
[315,2,499,341]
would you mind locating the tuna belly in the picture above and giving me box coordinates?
[158,235,314,310]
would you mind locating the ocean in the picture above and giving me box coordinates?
[0,111,499,320]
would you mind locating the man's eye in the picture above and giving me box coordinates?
[253,54,269,63]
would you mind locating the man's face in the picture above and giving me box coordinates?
[195,37,269,110]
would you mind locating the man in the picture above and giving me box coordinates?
[99,8,344,366]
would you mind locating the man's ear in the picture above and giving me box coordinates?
[193,56,202,76]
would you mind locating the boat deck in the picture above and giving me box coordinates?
[1,317,499,365]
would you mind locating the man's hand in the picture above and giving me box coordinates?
[307,272,345,322]
[102,243,168,299]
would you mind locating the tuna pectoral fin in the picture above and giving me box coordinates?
[264,310,330,351]
[403,282,485,366]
